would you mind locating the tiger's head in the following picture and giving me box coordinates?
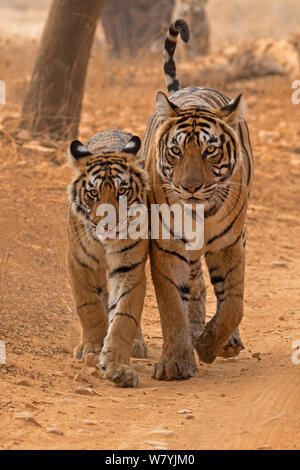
[68,135,148,240]
[155,91,244,206]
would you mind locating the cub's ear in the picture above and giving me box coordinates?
[220,94,245,126]
[156,91,180,121]
[123,135,141,155]
[68,140,92,167]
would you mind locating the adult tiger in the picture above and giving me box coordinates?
[171,0,210,58]
[141,20,254,380]
[67,130,149,387]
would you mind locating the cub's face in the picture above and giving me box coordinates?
[155,92,243,205]
[68,136,148,239]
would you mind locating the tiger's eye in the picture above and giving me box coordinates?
[171,145,182,156]
[118,187,127,196]
[206,145,216,153]
[88,189,98,198]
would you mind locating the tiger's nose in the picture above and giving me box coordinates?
[182,184,202,194]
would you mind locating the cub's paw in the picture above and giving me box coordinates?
[217,334,244,359]
[100,361,139,388]
[74,341,102,360]
[152,359,195,381]
[131,339,148,359]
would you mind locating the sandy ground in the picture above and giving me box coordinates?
[0,4,300,451]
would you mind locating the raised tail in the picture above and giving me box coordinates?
[163,19,190,95]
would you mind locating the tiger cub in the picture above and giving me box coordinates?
[67,130,149,387]
[140,20,254,380]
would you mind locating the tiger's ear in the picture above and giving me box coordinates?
[68,140,92,167]
[122,135,141,155]
[220,94,245,126]
[156,91,180,121]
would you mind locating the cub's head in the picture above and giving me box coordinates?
[155,91,244,206]
[68,135,148,239]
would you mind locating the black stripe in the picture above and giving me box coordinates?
[72,252,93,271]
[77,301,100,310]
[109,256,146,277]
[108,282,140,313]
[207,201,245,246]
[153,263,190,301]
[238,122,251,186]
[110,313,138,328]
[74,228,99,264]
[111,239,142,254]
[211,276,224,285]
[153,240,189,263]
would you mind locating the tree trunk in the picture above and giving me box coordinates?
[20,0,105,141]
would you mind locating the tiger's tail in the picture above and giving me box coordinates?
[163,19,190,95]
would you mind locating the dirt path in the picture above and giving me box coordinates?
[0,43,300,449]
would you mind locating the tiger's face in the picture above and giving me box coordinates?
[177,0,208,15]
[155,92,243,206]
[68,136,148,239]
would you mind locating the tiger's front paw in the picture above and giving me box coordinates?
[99,351,139,388]
[195,324,222,364]
[196,343,218,364]
[152,358,195,381]
[74,340,103,360]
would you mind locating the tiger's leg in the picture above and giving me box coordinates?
[189,257,206,346]
[150,240,195,381]
[67,246,108,360]
[195,235,245,364]
[131,325,148,358]
[99,240,148,387]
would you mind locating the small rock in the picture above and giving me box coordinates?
[177,409,192,414]
[80,419,97,426]
[150,429,174,436]
[278,316,285,321]
[15,379,31,386]
[104,396,119,402]
[185,415,194,420]
[14,411,41,427]
[252,352,261,360]
[256,445,273,450]
[74,386,94,396]
[144,440,168,447]
[74,369,94,385]
[46,427,64,436]
[25,403,38,411]
[84,353,99,367]
[271,261,288,268]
